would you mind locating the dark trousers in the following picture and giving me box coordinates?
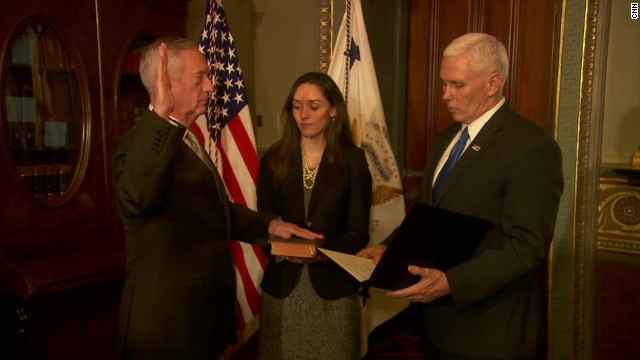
[415,304,540,360]
[421,336,538,360]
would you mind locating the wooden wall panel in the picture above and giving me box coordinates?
[480,0,515,41]
[511,0,560,132]
[594,259,640,359]
[405,0,432,194]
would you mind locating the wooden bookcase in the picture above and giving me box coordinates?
[0,0,187,358]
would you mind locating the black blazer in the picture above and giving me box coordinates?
[113,110,275,359]
[410,104,563,358]
[257,145,372,300]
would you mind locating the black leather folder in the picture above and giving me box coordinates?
[367,202,492,291]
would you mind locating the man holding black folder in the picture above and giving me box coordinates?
[358,33,563,359]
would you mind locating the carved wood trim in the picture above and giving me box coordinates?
[319,0,333,72]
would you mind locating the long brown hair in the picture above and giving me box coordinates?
[269,72,355,183]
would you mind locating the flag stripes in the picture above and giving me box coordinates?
[198,0,265,338]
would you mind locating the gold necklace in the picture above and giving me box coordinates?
[301,151,320,190]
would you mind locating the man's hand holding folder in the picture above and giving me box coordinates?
[387,264,452,304]
[354,243,451,302]
[356,245,386,264]
[344,203,491,303]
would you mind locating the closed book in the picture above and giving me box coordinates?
[22,97,36,148]
[270,237,319,258]
[5,96,24,148]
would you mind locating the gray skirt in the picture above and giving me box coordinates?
[259,265,361,360]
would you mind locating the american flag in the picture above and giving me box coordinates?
[194,0,266,339]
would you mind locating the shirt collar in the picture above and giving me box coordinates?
[466,97,505,142]
[148,104,181,127]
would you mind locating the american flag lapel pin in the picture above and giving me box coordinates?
[472,144,481,152]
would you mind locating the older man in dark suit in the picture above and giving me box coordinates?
[113,37,320,359]
[359,33,563,359]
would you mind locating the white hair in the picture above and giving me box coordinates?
[138,37,200,96]
[443,33,509,81]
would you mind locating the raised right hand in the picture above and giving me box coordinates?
[151,43,174,119]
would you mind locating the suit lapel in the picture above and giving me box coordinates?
[433,105,511,204]
[427,126,459,204]
[212,164,230,233]
[181,139,231,234]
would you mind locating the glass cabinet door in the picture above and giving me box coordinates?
[117,35,153,136]
[2,21,84,203]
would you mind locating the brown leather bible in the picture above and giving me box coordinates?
[269,237,319,258]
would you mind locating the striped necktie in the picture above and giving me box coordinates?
[183,129,228,205]
[183,130,216,174]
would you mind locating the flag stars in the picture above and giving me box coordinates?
[199,2,249,144]
[226,62,236,74]
[199,3,263,319]
[348,38,361,70]
[220,106,229,118]
[214,75,222,87]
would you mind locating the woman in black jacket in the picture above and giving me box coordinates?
[257,72,372,359]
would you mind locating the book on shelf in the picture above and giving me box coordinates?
[11,33,32,65]
[43,121,67,148]
[22,97,36,148]
[5,96,24,148]
[5,96,37,149]
[269,237,321,258]
[320,203,492,291]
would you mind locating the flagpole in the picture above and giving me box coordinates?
[327,0,408,353]
[343,0,352,102]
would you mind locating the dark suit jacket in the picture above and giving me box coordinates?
[410,104,563,358]
[257,145,372,300]
[113,110,275,359]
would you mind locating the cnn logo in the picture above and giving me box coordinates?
[633,3,639,20]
